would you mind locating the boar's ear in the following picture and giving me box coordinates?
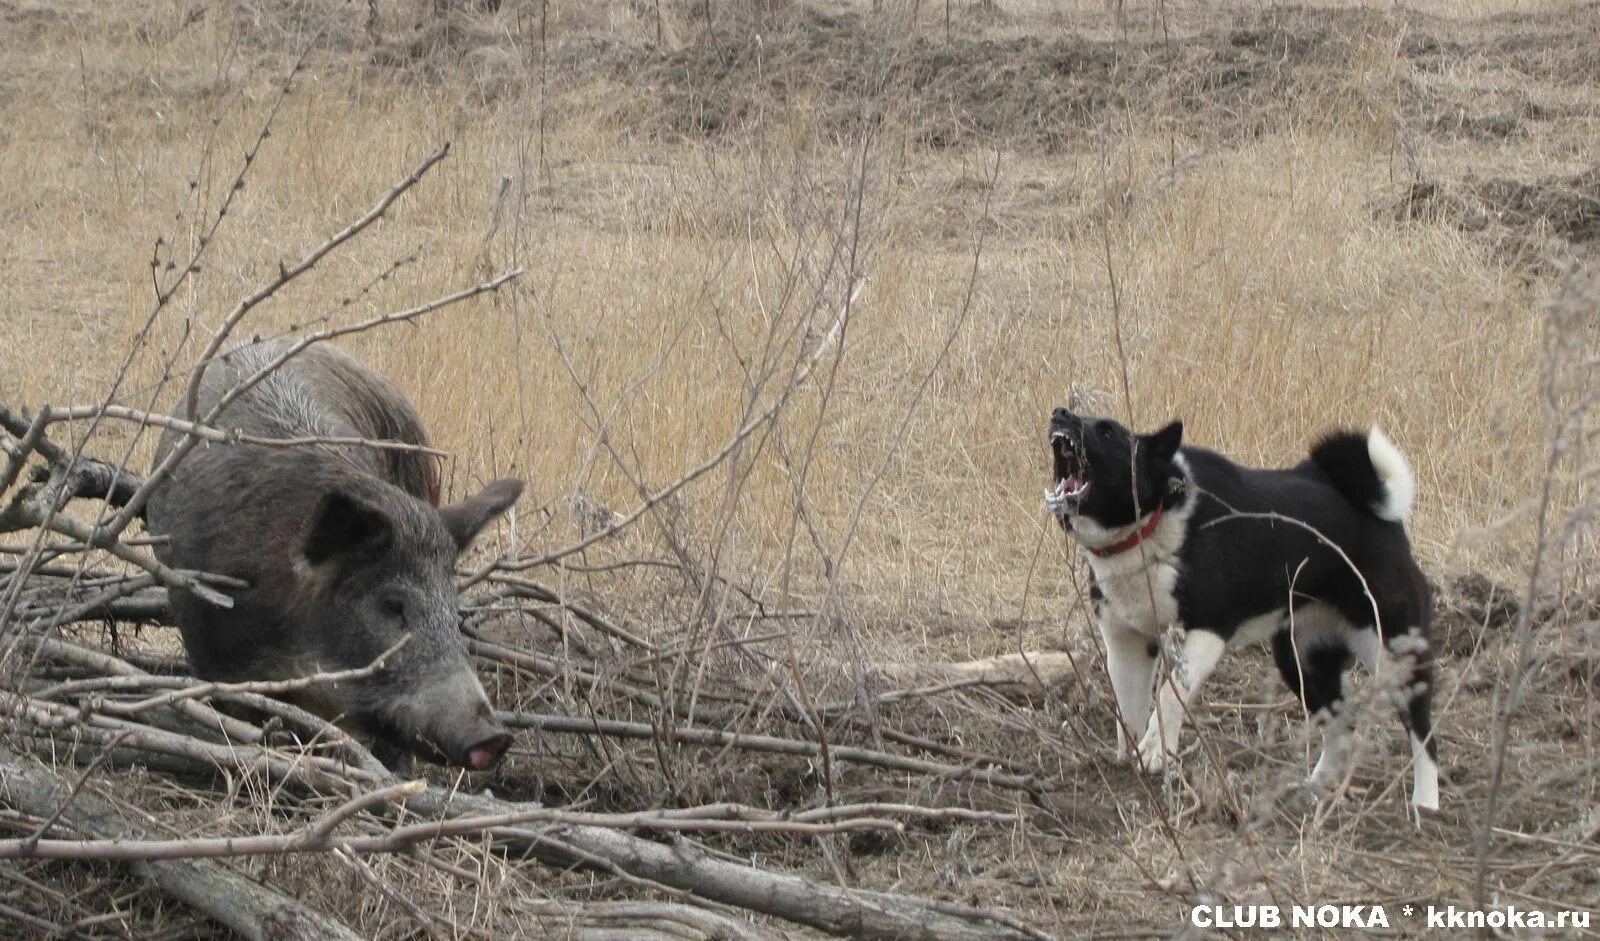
[1141,421,1184,471]
[439,478,524,553]
[302,491,394,569]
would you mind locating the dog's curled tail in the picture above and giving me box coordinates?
[1310,427,1416,522]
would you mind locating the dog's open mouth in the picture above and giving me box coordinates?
[1046,430,1091,514]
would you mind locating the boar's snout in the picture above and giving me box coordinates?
[464,727,514,771]
[380,666,514,771]
[436,707,512,771]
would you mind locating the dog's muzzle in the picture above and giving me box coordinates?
[1046,419,1091,516]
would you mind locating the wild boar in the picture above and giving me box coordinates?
[145,338,522,771]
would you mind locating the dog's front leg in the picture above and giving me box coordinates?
[1100,620,1157,761]
[1137,628,1226,773]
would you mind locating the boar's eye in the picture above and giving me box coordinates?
[379,596,407,621]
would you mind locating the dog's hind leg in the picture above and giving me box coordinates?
[1353,622,1441,813]
[1100,619,1158,761]
[1137,629,1225,773]
[1388,631,1440,813]
[1405,695,1440,813]
[1272,631,1353,789]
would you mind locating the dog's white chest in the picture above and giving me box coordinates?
[1090,556,1182,636]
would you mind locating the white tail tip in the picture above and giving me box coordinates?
[1367,426,1415,522]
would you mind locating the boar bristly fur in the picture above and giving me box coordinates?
[146,339,522,771]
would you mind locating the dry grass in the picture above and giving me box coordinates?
[3,0,1598,937]
[4,0,1566,622]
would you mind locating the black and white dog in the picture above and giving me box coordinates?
[1045,408,1438,812]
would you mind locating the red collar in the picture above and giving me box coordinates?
[1088,504,1165,558]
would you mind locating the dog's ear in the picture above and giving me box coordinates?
[1142,421,1184,469]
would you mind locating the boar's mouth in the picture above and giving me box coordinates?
[367,714,513,771]
[463,731,514,771]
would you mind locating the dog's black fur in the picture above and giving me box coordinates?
[1047,407,1438,810]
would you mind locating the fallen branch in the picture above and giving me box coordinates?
[499,710,1044,794]
[10,575,168,627]
[4,690,386,791]
[874,652,1081,704]
[38,404,449,457]
[0,796,1014,861]
[29,636,265,747]
[0,407,145,508]
[2,502,235,609]
[37,635,411,719]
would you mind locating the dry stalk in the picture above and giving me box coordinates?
[1472,263,1600,904]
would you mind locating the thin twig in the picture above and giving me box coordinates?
[39,405,449,457]
[112,143,456,536]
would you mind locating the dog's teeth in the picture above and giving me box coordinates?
[1045,478,1072,511]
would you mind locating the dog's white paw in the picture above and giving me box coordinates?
[1108,728,1141,765]
[1135,731,1175,774]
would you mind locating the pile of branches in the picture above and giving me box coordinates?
[3,425,1070,939]
[0,422,1058,940]
[0,120,1064,938]
[0,409,1059,940]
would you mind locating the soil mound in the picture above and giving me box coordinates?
[1394,166,1600,267]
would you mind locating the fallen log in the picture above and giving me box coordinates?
[2,729,1050,940]
[0,746,363,941]
[0,746,790,941]
[412,787,1053,941]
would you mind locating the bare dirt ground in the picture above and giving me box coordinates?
[2,0,1598,937]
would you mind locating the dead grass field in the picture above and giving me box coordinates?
[2,0,1598,937]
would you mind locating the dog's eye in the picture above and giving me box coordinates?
[1096,423,1113,440]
